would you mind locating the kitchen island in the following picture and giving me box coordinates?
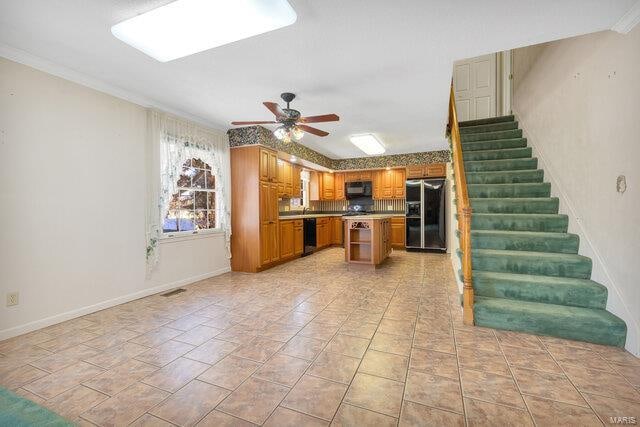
[344,214,394,267]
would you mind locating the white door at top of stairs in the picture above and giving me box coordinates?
[453,53,497,121]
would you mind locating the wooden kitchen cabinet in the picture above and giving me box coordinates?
[360,170,372,181]
[393,168,405,198]
[259,181,279,265]
[279,220,295,259]
[390,217,405,248]
[321,172,335,200]
[294,220,303,255]
[345,171,361,182]
[292,165,301,198]
[259,148,278,182]
[284,162,293,196]
[332,217,344,245]
[380,169,394,199]
[316,218,331,248]
[406,163,447,179]
[276,160,285,196]
[334,173,345,200]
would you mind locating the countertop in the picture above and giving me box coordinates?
[279,212,404,220]
[342,214,398,220]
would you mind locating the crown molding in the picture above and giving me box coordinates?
[612,0,640,33]
[0,43,227,132]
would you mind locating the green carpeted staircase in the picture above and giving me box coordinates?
[456,115,626,347]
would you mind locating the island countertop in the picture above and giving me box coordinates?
[341,214,398,220]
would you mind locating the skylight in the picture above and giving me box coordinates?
[349,134,386,156]
[111,0,297,62]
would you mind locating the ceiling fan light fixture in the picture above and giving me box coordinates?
[349,134,386,155]
[274,126,289,141]
[111,0,297,62]
[291,126,304,141]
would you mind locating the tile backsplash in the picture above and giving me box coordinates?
[279,199,404,214]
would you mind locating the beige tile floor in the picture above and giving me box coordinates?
[1,248,639,426]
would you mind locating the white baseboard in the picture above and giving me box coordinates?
[0,266,231,341]
[514,111,639,356]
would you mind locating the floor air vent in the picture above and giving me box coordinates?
[161,288,186,297]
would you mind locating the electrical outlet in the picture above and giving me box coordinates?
[6,292,19,307]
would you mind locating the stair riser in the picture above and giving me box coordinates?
[471,233,578,254]
[460,122,519,134]
[462,138,527,151]
[466,170,544,184]
[465,158,538,172]
[470,252,592,279]
[459,115,514,127]
[474,305,626,347]
[472,216,568,232]
[464,147,532,162]
[468,183,551,198]
[470,198,559,214]
[461,129,523,142]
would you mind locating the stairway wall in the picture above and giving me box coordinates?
[512,26,640,355]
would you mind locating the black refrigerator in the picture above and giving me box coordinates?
[405,179,446,251]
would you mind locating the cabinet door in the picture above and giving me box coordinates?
[276,160,285,196]
[425,163,446,178]
[391,217,405,247]
[279,221,295,259]
[284,162,293,196]
[345,171,360,182]
[393,169,406,198]
[294,223,303,255]
[268,151,278,182]
[259,181,270,223]
[332,217,343,245]
[259,149,271,182]
[268,183,279,222]
[292,165,301,198]
[309,171,320,201]
[334,173,345,200]
[269,222,279,263]
[322,173,334,200]
[406,165,424,179]
[260,223,271,265]
[372,170,381,199]
[381,170,394,198]
[360,170,372,181]
[316,223,325,247]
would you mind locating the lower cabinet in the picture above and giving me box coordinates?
[280,219,304,259]
[390,217,406,248]
[316,218,331,248]
[260,222,279,265]
[332,217,343,245]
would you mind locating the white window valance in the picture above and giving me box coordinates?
[145,110,231,273]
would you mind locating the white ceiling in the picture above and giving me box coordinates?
[0,0,635,158]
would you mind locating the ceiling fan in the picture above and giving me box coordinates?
[231,92,339,142]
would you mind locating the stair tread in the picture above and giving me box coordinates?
[473,213,567,219]
[460,122,519,134]
[474,296,626,347]
[470,229,576,239]
[468,182,549,188]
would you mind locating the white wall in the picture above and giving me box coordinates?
[0,58,230,339]
[512,27,640,354]
[445,163,463,295]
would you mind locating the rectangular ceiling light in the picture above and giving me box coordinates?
[111,0,297,62]
[349,134,386,156]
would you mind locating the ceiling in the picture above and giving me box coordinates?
[0,0,635,158]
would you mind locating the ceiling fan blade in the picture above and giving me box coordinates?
[298,124,329,137]
[299,114,340,123]
[231,121,277,125]
[263,102,286,118]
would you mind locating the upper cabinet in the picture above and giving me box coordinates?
[259,148,278,182]
[321,172,335,200]
[334,173,345,200]
[406,162,447,179]
[292,165,301,198]
[372,168,405,200]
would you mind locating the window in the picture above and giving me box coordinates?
[163,158,217,233]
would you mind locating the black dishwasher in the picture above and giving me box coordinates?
[303,218,317,256]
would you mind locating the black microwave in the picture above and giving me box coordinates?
[346,181,372,199]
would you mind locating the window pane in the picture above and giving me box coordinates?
[168,193,180,210]
[193,169,206,188]
[179,190,194,209]
[195,210,207,230]
[207,210,216,229]
[195,191,207,209]
[205,170,215,189]
[177,169,191,188]
[207,192,216,210]
[192,158,205,169]
[178,210,195,231]
[163,211,179,232]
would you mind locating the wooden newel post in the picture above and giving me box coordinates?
[462,206,474,325]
